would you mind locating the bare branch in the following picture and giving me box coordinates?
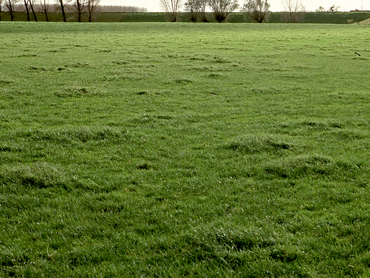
[87,0,100,22]
[40,0,51,21]
[75,0,87,22]
[160,0,182,22]
[281,0,304,23]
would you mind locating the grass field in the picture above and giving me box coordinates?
[1,22,370,277]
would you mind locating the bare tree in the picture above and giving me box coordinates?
[185,0,199,22]
[23,0,30,20]
[198,0,208,22]
[282,0,304,23]
[328,5,340,12]
[4,0,17,21]
[315,6,325,12]
[208,0,239,23]
[75,0,87,22]
[159,0,181,22]
[40,0,50,21]
[57,0,72,22]
[243,0,270,23]
[185,0,207,22]
[0,0,2,21]
[28,0,38,21]
[87,0,99,22]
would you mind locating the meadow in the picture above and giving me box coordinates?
[0,22,370,277]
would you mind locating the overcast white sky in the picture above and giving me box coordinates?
[99,0,369,12]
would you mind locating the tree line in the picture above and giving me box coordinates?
[159,0,269,23]
[1,0,341,23]
[160,0,344,23]
[0,0,147,22]
[160,0,308,23]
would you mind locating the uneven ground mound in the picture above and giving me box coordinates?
[357,17,370,24]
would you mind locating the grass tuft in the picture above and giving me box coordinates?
[226,136,293,154]
[0,163,71,189]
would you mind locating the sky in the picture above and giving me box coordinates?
[99,0,369,12]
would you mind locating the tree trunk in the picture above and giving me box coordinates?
[44,9,49,21]
[29,0,37,22]
[8,2,14,21]
[24,0,30,21]
[61,6,66,22]
[189,6,197,22]
[59,0,67,22]
[76,0,82,22]
[200,3,208,22]
[88,3,91,22]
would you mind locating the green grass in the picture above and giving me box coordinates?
[1,22,370,277]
